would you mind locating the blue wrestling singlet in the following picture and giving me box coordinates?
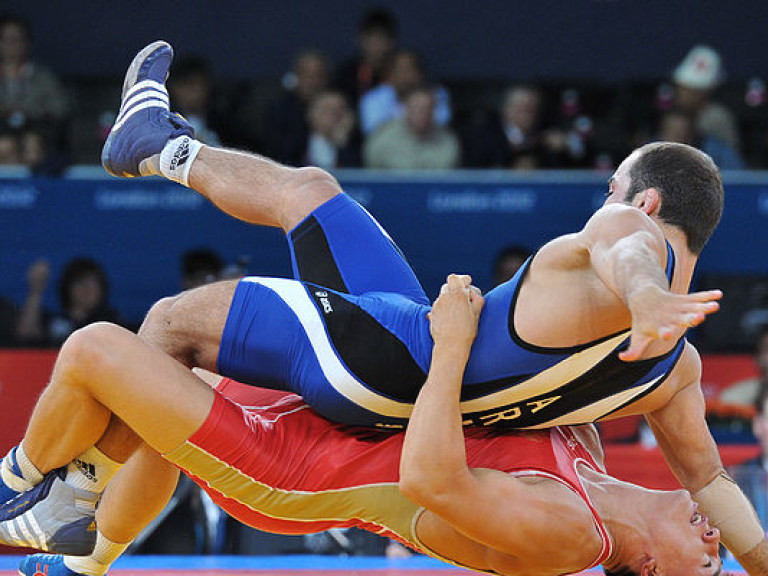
[217,193,685,429]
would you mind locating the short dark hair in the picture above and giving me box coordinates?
[358,7,398,37]
[182,248,223,278]
[0,13,31,40]
[170,55,213,83]
[58,257,109,310]
[625,142,723,255]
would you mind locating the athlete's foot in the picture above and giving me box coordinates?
[19,554,84,576]
[0,469,99,555]
[101,40,194,178]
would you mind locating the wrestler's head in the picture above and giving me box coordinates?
[608,489,721,576]
[604,141,723,255]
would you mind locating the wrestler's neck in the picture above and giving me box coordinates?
[577,464,656,570]
[657,222,697,293]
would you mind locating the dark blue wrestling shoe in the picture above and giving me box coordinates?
[0,468,98,555]
[19,554,83,576]
[101,40,194,178]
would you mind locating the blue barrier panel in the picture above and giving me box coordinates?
[1,172,767,325]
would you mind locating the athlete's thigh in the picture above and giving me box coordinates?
[288,193,428,304]
[67,323,216,454]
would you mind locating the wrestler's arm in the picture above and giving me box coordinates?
[646,344,768,575]
[578,204,721,360]
[400,275,598,566]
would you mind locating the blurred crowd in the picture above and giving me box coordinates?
[0,9,765,176]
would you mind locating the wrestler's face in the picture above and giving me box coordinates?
[646,490,721,576]
[603,150,639,206]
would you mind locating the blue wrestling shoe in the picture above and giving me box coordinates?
[19,554,82,576]
[0,468,98,555]
[0,446,25,504]
[101,40,194,178]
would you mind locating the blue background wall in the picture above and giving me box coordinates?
[2,172,766,326]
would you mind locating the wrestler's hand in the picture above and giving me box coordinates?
[620,285,722,361]
[428,274,485,352]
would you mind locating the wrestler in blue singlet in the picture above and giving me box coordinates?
[218,193,684,429]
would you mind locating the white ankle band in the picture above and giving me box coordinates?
[159,136,203,187]
[2,443,42,493]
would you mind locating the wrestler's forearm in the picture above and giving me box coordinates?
[400,342,470,500]
[736,540,768,576]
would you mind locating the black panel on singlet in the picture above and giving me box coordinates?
[460,339,684,428]
[291,215,349,293]
[306,284,426,402]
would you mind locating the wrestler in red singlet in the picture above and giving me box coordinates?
[164,379,612,573]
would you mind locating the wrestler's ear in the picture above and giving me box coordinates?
[639,557,657,576]
[634,188,661,216]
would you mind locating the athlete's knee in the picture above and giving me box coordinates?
[139,294,201,367]
[140,295,185,346]
[280,166,341,229]
[140,295,178,337]
[58,322,131,384]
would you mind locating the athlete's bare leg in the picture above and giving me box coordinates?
[187,147,341,233]
[25,322,213,468]
[81,279,239,547]
[9,322,208,563]
[96,445,177,543]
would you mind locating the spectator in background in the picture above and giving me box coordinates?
[19,122,66,175]
[463,85,547,169]
[364,85,459,170]
[336,7,398,105]
[462,85,589,170]
[492,244,531,287]
[16,258,125,347]
[304,90,360,169]
[720,326,768,407]
[672,45,742,156]
[262,49,330,166]
[359,48,452,136]
[655,107,744,170]
[0,127,19,164]
[181,248,223,291]
[167,55,223,147]
[0,14,69,152]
